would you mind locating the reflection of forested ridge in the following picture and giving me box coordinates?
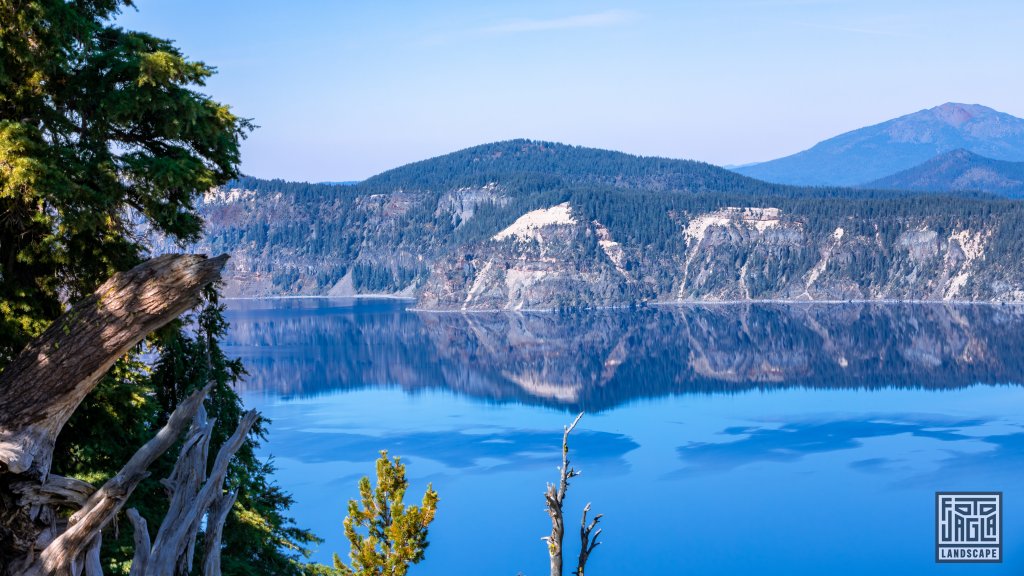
[225,302,1024,411]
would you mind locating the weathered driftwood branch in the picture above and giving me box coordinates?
[10,476,96,510]
[130,406,258,576]
[154,404,215,576]
[126,509,150,576]
[0,253,228,478]
[18,384,214,576]
[202,490,238,576]
[543,412,584,576]
[574,503,602,576]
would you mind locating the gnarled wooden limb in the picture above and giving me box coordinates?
[126,509,150,576]
[130,408,258,576]
[543,412,584,576]
[574,503,602,576]
[10,476,96,511]
[0,253,240,575]
[202,490,237,576]
[157,404,215,576]
[0,253,228,478]
[17,384,214,576]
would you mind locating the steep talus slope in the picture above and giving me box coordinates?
[735,103,1024,186]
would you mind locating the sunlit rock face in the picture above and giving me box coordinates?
[417,203,1020,309]
[185,190,1024,308]
[668,208,1010,302]
[675,207,806,301]
[418,203,639,310]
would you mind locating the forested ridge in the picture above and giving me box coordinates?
[181,139,1024,306]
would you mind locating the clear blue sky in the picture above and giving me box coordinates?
[117,0,1024,182]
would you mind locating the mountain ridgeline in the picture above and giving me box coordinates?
[865,149,1024,197]
[170,139,1024,309]
[735,103,1024,186]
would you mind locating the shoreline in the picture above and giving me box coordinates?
[224,294,1024,313]
[223,294,416,301]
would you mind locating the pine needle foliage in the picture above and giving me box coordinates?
[331,451,439,576]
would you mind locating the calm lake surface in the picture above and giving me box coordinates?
[224,299,1024,575]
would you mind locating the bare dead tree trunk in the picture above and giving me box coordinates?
[125,405,257,576]
[0,254,230,574]
[82,532,101,576]
[13,397,258,576]
[541,413,604,576]
[154,404,216,575]
[543,413,583,576]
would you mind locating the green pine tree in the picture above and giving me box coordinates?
[330,451,439,576]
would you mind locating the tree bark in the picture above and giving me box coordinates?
[0,253,228,478]
[81,534,101,576]
[125,509,150,576]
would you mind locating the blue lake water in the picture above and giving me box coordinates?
[224,299,1024,575]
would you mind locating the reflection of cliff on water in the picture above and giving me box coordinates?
[223,299,1024,411]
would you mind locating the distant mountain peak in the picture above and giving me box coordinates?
[941,147,979,159]
[931,102,987,126]
[734,103,1024,186]
[865,148,1024,197]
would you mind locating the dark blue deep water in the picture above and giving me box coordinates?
[224,299,1024,575]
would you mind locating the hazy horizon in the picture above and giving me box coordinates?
[117,0,1024,182]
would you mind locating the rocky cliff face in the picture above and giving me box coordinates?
[416,201,1023,309]
[418,203,638,309]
